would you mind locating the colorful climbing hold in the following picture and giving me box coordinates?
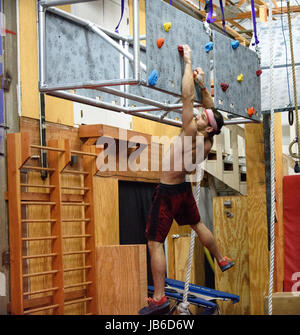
[148,70,159,86]
[220,82,229,92]
[163,22,172,32]
[256,69,262,77]
[237,74,244,82]
[248,107,255,117]
[156,38,165,49]
[231,40,240,49]
[205,42,213,53]
[178,45,184,57]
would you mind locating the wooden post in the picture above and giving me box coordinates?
[81,143,98,314]
[245,123,269,314]
[7,132,31,314]
[48,139,71,314]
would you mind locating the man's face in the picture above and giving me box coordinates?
[195,109,210,132]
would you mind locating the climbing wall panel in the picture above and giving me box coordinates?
[45,11,121,104]
[145,0,211,103]
[213,30,261,121]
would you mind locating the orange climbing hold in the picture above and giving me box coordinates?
[248,107,255,117]
[156,38,165,48]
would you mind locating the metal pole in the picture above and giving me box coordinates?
[224,118,259,125]
[133,0,141,80]
[37,2,46,87]
[40,0,98,8]
[40,79,140,92]
[96,86,184,110]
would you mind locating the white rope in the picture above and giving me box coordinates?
[268,0,275,316]
[177,163,203,315]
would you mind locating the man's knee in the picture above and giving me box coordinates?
[147,240,164,252]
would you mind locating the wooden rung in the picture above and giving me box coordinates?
[64,297,92,306]
[64,265,92,272]
[61,219,90,222]
[20,183,56,189]
[61,186,90,191]
[62,170,89,175]
[22,253,57,260]
[22,236,58,241]
[63,250,91,256]
[62,234,91,239]
[23,287,59,296]
[23,270,58,278]
[61,202,90,206]
[30,144,65,153]
[71,150,98,157]
[21,219,56,223]
[21,166,55,172]
[23,304,60,315]
[64,281,92,289]
[21,201,56,206]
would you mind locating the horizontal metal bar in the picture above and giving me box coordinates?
[262,106,300,114]
[40,79,139,92]
[64,297,92,306]
[224,118,260,125]
[96,86,184,110]
[40,0,98,8]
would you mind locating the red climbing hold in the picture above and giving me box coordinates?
[248,107,255,117]
[178,45,184,57]
[157,38,165,48]
[221,82,229,92]
[256,69,262,77]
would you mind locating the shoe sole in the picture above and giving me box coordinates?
[138,301,170,316]
[221,262,235,272]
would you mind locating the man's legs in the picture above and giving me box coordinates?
[191,221,224,263]
[147,240,166,301]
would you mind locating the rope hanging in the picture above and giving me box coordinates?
[268,0,275,316]
[287,0,300,166]
[177,164,203,315]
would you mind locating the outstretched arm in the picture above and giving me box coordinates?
[181,45,197,135]
[193,67,214,109]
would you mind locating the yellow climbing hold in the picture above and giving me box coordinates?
[163,22,172,32]
[237,73,244,82]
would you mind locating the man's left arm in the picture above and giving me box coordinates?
[193,67,214,109]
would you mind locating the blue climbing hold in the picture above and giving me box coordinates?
[205,42,213,53]
[231,41,240,49]
[148,70,159,86]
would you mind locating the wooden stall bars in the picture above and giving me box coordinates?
[7,132,98,315]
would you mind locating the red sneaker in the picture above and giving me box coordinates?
[138,296,170,315]
[218,257,235,272]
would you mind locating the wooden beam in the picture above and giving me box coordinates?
[47,139,71,315]
[81,143,99,315]
[244,123,269,315]
[7,133,25,314]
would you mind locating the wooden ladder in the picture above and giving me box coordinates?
[7,132,98,315]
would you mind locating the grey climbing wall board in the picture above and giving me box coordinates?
[45,11,121,104]
[145,0,211,103]
[213,30,261,121]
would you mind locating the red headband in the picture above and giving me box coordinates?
[204,109,218,132]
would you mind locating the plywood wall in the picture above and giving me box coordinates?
[96,245,147,315]
[213,196,250,315]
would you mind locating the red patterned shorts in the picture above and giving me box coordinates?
[145,182,200,243]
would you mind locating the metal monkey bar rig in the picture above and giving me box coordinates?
[37,0,257,127]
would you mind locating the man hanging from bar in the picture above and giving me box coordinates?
[139,45,234,316]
